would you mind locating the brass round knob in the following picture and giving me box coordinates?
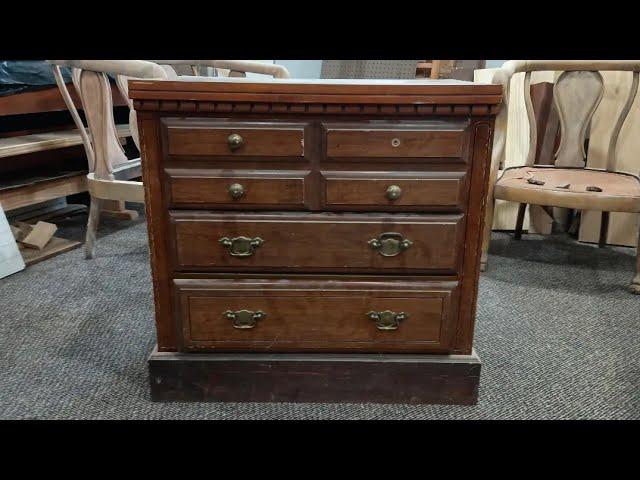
[228,183,245,199]
[386,185,402,200]
[227,133,244,151]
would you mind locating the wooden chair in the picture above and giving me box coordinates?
[481,60,640,294]
[47,60,290,258]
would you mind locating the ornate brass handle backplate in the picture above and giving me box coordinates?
[219,236,264,257]
[368,232,413,257]
[224,310,266,329]
[367,310,408,331]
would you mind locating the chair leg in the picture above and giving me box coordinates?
[480,194,496,272]
[630,220,640,294]
[85,197,101,259]
[599,211,610,248]
[514,203,527,240]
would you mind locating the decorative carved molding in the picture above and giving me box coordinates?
[132,99,500,116]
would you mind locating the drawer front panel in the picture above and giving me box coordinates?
[170,212,464,273]
[324,122,467,159]
[165,120,305,157]
[324,172,467,211]
[166,169,307,208]
[175,278,459,352]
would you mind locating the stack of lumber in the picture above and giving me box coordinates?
[10,220,80,266]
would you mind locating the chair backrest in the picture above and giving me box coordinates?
[48,60,169,180]
[47,60,291,181]
[492,61,640,174]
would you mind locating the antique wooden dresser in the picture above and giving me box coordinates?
[129,78,502,404]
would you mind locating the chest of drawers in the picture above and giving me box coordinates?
[130,78,502,404]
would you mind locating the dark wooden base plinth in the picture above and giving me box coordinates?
[148,347,481,405]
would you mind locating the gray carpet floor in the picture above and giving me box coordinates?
[1,209,638,419]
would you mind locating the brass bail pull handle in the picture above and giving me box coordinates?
[224,310,266,329]
[368,232,413,257]
[219,236,264,257]
[367,310,408,331]
[227,133,244,151]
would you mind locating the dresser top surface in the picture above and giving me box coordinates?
[128,77,502,104]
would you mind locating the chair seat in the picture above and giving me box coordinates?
[494,166,640,213]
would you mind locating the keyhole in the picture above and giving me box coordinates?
[391,138,401,147]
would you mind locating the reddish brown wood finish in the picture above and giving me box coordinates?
[131,78,500,363]
[175,278,458,352]
[323,172,467,211]
[165,120,305,157]
[325,124,466,158]
[170,212,464,274]
[166,169,308,208]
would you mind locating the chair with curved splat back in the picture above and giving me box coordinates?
[481,60,640,294]
[47,60,290,258]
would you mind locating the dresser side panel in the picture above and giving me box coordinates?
[138,112,178,351]
[453,118,495,354]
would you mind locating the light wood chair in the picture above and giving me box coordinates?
[481,60,640,294]
[47,60,290,258]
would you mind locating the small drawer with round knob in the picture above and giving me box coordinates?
[323,172,467,212]
[164,119,306,157]
[166,169,308,209]
[324,122,468,159]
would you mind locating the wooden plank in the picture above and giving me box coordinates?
[19,236,81,266]
[20,221,57,249]
[0,173,87,211]
[0,124,130,159]
[0,83,128,117]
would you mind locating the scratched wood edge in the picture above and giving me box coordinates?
[453,119,494,354]
[148,346,481,404]
[138,112,178,351]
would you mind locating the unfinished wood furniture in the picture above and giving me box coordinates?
[481,60,640,294]
[416,61,442,79]
[129,77,502,404]
[47,60,291,258]
[0,65,132,215]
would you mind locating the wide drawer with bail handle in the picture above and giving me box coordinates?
[174,277,459,353]
[168,212,465,274]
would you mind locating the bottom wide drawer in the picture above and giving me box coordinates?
[175,278,459,353]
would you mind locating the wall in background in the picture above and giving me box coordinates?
[241,60,322,79]
[486,60,507,68]
[276,60,322,79]
[245,61,505,78]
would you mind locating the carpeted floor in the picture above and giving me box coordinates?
[0,208,638,419]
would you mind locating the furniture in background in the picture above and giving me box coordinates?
[47,60,290,258]
[440,61,487,81]
[130,77,502,404]
[481,60,640,294]
[415,60,442,79]
[476,65,640,246]
[0,62,131,214]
